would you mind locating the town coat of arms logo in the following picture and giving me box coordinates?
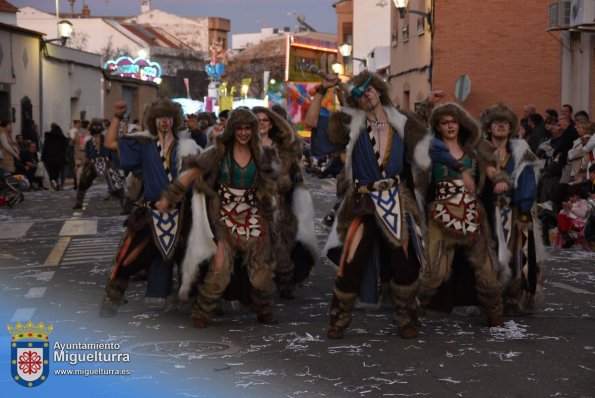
[7,321,53,387]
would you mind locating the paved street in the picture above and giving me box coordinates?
[0,176,594,398]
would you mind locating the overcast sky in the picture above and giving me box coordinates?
[10,0,338,35]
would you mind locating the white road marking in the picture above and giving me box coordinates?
[10,308,36,322]
[548,282,594,295]
[24,287,47,299]
[59,219,98,236]
[0,222,34,240]
[36,271,55,282]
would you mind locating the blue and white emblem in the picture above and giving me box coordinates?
[7,321,52,388]
[369,185,401,240]
[150,208,181,259]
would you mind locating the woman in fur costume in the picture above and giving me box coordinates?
[73,118,125,210]
[480,103,544,314]
[156,107,280,327]
[99,99,201,317]
[253,106,319,299]
[418,103,508,327]
[322,71,432,339]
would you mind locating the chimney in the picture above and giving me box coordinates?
[82,4,90,17]
[141,0,151,13]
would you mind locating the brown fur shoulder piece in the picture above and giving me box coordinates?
[144,99,185,137]
[328,111,352,146]
[479,103,520,138]
[430,103,481,153]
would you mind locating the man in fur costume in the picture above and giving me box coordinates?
[480,103,544,314]
[321,71,432,339]
[99,99,201,317]
[253,106,319,299]
[156,107,280,328]
[418,102,509,327]
[73,118,125,210]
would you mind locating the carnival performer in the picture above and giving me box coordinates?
[73,118,125,210]
[156,107,279,327]
[321,71,432,339]
[418,103,508,327]
[99,99,201,317]
[480,103,544,314]
[252,106,318,299]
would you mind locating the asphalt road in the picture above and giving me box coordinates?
[0,176,593,398]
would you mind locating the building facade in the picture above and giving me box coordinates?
[388,0,561,116]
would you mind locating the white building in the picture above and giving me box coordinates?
[351,0,391,74]
[232,27,291,53]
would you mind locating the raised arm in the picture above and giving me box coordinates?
[105,101,128,151]
[304,74,341,129]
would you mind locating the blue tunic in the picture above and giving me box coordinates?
[118,138,180,201]
[502,144,537,214]
[85,135,111,160]
[352,127,404,183]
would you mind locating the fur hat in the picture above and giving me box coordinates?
[217,107,260,148]
[344,70,393,109]
[479,103,519,138]
[429,103,481,151]
[89,117,104,135]
[144,99,184,137]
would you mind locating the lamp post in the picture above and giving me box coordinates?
[392,0,432,26]
[338,42,367,74]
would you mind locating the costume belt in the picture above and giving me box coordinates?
[144,199,182,260]
[432,178,479,238]
[354,175,400,194]
[356,176,402,241]
[219,184,262,240]
[92,157,107,176]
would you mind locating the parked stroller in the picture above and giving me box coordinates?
[0,167,25,207]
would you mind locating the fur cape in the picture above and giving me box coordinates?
[252,106,320,268]
[177,108,279,299]
[326,104,432,249]
[492,138,545,286]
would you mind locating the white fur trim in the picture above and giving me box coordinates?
[126,130,153,139]
[292,185,320,264]
[342,106,409,182]
[413,133,432,173]
[178,192,217,301]
[509,139,540,188]
[176,137,201,172]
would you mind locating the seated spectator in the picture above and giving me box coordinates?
[557,185,590,248]
[18,141,45,190]
[574,110,589,125]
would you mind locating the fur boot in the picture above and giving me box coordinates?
[73,189,86,210]
[390,280,420,339]
[99,278,129,317]
[328,287,358,339]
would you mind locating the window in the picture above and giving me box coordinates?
[402,25,409,42]
[392,31,398,47]
[417,16,425,35]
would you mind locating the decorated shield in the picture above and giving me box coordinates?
[7,321,52,388]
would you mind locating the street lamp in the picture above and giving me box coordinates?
[338,42,367,68]
[45,20,74,45]
[393,0,432,27]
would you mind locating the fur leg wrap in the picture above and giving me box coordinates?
[329,287,358,330]
[390,280,420,327]
[249,250,276,316]
[192,255,232,319]
[103,277,128,304]
[74,189,87,207]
